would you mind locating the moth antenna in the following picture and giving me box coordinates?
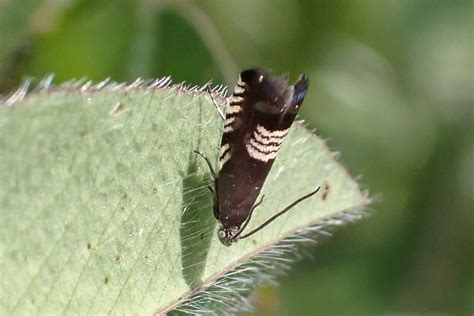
[232,195,265,240]
[239,186,320,240]
[194,149,218,180]
[205,85,226,121]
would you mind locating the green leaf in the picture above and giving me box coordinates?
[0,80,369,314]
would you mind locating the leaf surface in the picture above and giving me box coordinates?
[0,83,369,314]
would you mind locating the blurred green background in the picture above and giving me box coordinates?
[1,0,472,314]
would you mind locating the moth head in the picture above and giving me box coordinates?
[217,226,239,246]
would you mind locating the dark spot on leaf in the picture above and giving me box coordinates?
[252,239,257,245]
[104,276,110,284]
[115,254,121,262]
[200,232,205,240]
[122,193,128,200]
[80,130,87,138]
[153,187,158,194]
[87,242,92,250]
[322,182,330,201]
[144,255,148,259]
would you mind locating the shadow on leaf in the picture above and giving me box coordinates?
[180,152,216,288]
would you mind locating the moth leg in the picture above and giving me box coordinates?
[205,85,225,121]
[193,149,217,180]
[194,149,220,219]
[212,194,220,220]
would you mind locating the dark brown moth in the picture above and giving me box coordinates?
[196,68,319,246]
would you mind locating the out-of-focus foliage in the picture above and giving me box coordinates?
[0,0,472,314]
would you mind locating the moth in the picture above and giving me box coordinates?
[197,68,319,246]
